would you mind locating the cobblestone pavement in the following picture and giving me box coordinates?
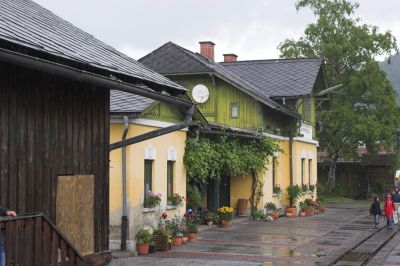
[110,202,400,266]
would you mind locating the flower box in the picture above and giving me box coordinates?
[142,207,157,213]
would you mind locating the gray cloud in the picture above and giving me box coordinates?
[34,0,400,61]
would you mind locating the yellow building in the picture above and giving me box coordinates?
[140,41,327,214]
[108,90,204,250]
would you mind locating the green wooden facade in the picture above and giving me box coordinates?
[168,74,295,136]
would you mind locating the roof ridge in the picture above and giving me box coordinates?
[221,58,323,64]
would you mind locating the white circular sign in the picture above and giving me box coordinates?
[191,84,209,103]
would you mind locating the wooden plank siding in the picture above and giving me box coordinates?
[172,75,292,134]
[0,61,109,253]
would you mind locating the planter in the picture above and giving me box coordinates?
[188,233,197,241]
[154,233,171,251]
[299,211,306,217]
[172,237,182,246]
[220,220,229,228]
[137,243,149,255]
[320,207,326,213]
[272,211,280,219]
[314,209,320,214]
[149,245,156,253]
[286,212,295,217]
[286,207,297,215]
[207,221,213,226]
[142,207,157,213]
[182,236,188,244]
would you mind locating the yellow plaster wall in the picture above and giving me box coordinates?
[230,175,252,209]
[292,140,318,187]
[109,123,187,240]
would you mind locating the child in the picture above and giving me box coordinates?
[384,194,396,228]
[370,196,381,228]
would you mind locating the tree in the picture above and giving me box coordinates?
[279,0,399,192]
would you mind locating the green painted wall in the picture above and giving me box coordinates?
[143,102,184,123]
[169,74,293,135]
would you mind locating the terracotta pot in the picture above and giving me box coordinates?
[299,212,306,217]
[207,221,213,226]
[220,220,229,228]
[272,211,280,219]
[286,207,297,215]
[137,243,149,255]
[314,209,319,214]
[182,236,188,244]
[320,207,326,213]
[172,237,182,246]
[286,212,294,217]
[188,233,197,241]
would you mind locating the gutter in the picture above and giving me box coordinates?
[121,116,129,251]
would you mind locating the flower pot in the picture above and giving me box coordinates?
[182,236,188,244]
[137,243,149,255]
[172,237,182,246]
[320,207,326,213]
[220,220,229,228]
[207,221,213,226]
[286,207,297,215]
[272,211,280,219]
[188,233,197,241]
[286,212,294,217]
[299,211,306,217]
[154,233,171,251]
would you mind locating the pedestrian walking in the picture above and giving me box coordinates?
[369,196,381,228]
[384,194,396,228]
[392,187,400,225]
[0,208,16,266]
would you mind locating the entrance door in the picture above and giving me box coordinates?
[56,175,94,255]
[219,175,231,207]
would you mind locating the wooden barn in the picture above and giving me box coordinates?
[0,0,193,264]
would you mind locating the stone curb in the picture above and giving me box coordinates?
[366,227,400,265]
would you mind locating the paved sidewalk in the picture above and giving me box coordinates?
[367,230,400,265]
[109,203,384,266]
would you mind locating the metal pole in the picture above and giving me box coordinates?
[121,116,129,251]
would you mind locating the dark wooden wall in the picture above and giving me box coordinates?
[0,61,110,252]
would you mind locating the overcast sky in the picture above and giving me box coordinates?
[34,0,400,62]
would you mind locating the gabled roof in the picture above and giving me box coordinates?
[0,0,184,92]
[110,90,155,114]
[221,59,323,98]
[140,42,299,117]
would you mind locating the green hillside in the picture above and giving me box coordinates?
[380,54,400,104]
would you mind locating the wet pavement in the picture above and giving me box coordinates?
[110,202,400,266]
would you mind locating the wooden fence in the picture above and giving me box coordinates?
[0,213,83,266]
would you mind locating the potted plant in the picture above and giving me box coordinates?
[273,185,282,196]
[298,202,306,217]
[167,192,184,207]
[286,185,302,215]
[143,191,162,208]
[136,228,152,255]
[251,209,267,221]
[265,202,279,219]
[154,213,172,251]
[201,211,216,226]
[217,206,234,227]
[187,222,198,241]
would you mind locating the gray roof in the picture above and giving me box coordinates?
[140,42,299,117]
[110,90,155,114]
[0,0,184,92]
[221,59,323,97]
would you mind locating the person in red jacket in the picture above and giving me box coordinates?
[384,194,396,228]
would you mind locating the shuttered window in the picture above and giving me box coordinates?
[167,161,174,198]
[144,160,153,195]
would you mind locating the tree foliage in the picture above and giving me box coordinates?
[279,0,399,192]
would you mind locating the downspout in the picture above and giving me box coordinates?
[121,116,129,251]
[289,127,293,185]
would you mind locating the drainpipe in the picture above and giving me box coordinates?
[289,127,293,185]
[121,116,129,251]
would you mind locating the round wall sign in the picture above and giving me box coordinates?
[191,84,210,103]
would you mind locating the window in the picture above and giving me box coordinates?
[308,159,312,185]
[167,161,174,198]
[230,103,239,118]
[144,160,153,195]
[272,157,277,188]
[301,158,305,187]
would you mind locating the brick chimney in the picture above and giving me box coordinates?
[199,41,215,60]
[223,53,238,62]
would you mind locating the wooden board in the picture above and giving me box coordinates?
[57,175,94,255]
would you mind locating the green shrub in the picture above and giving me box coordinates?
[251,209,266,220]
[136,228,152,245]
[265,202,277,211]
[186,185,201,209]
[286,185,302,207]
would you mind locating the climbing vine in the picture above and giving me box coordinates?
[183,134,280,213]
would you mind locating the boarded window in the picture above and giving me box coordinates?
[167,161,174,198]
[144,160,153,194]
[272,157,277,188]
[308,159,312,185]
[301,159,305,187]
[56,175,94,255]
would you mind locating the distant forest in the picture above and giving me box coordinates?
[380,54,400,104]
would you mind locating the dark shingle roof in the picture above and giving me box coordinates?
[110,90,155,114]
[0,0,184,92]
[140,42,299,117]
[221,59,323,97]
